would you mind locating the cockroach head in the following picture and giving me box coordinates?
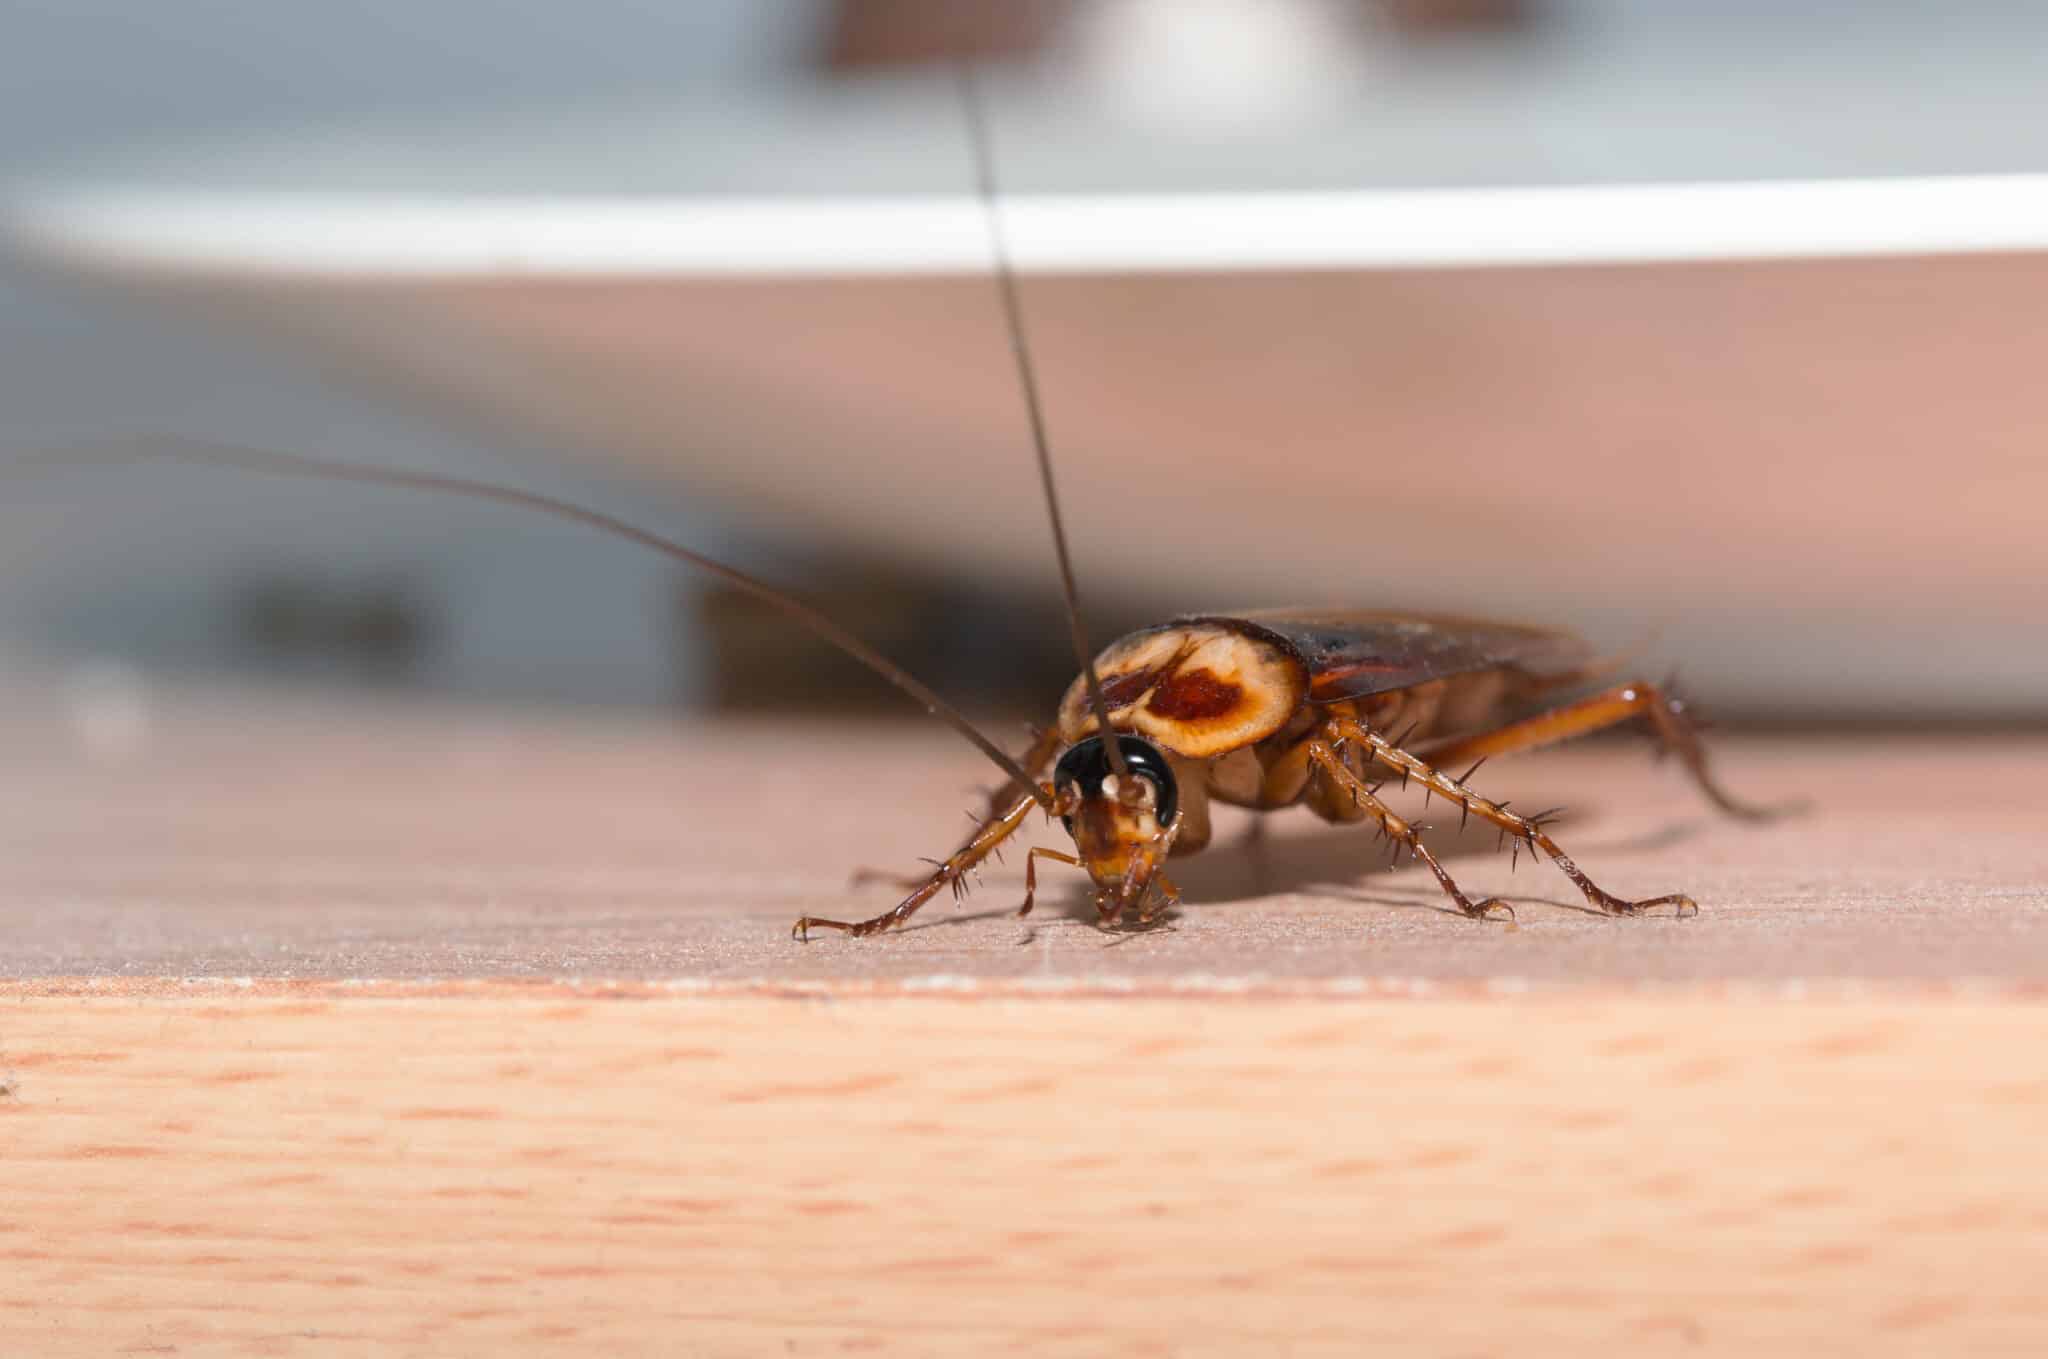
[1051,734,1178,886]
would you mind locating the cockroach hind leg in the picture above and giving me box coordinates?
[791,911,895,942]
[1329,716,1699,925]
[1304,737,1516,927]
[1532,848,1698,920]
[1419,681,1798,824]
[1590,889,1699,920]
[1465,897,1518,924]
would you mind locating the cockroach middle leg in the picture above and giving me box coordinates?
[1018,847,1082,919]
[1304,740,1517,922]
[794,788,1046,940]
[1329,717,1696,918]
[1417,680,1785,821]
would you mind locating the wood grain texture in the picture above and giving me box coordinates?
[4,681,2047,1353]
[5,992,2046,1356]
[3,679,2045,987]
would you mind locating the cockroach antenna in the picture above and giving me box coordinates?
[0,437,1053,807]
[955,62,1129,784]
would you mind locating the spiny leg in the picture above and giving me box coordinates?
[795,788,1047,940]
[849,722,1064,890]
[1417,680,1784,821]
[1328,716,1697,918]
[1304,740,1515,922]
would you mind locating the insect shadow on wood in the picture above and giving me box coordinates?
[0,63,1793,942]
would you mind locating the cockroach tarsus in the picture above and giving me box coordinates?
[4,64,1788,943]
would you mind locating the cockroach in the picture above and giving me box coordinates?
[6,68,1782,940]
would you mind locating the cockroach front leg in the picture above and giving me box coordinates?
[1330,716,1696,918]
[793,788,1048,941]
[1304,740,1516,922]
[848,723,1065,890]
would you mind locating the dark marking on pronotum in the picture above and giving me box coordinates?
[1145,668,1244,721]
[1098,665,1170,710]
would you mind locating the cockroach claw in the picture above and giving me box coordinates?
[1601,893,1699,919]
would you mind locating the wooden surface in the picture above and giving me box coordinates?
[4,678,2047,1355]
[9,994,2047,1356]
[5,679,2046,987]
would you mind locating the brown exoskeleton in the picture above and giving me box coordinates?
[7,67,1783,941]
[794,610,1779,938]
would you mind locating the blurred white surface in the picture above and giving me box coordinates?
[20,176,2048,276]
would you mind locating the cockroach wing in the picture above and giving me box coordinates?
[1196,610,1592,703]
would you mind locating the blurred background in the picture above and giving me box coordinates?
[3,0,2046,726]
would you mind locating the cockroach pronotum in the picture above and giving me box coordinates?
[6,68,1782,941]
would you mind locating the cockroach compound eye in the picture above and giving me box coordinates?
[1053,736,1179,834]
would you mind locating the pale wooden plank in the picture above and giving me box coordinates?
[5,993,2046,1356]
[5,682,2046,1352]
